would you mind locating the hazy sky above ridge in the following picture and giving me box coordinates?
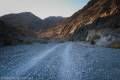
[0,0,89,19]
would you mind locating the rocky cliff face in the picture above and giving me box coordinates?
[39,0,120,48]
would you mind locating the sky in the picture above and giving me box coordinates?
[0,0,89,19]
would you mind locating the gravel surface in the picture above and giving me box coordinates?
[0,42,120,80]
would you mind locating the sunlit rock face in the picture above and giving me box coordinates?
[39,0,120,48]
[70,0,120,48]
[62,0,120,39]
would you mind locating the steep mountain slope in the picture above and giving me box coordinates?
[70,0,120,47]
[39,0,120,48]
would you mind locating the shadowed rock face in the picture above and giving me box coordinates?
[0,20,38,45]
[0,12,64,45]
[0,12,43,45]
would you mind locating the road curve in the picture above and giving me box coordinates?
[0,42,120,80]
